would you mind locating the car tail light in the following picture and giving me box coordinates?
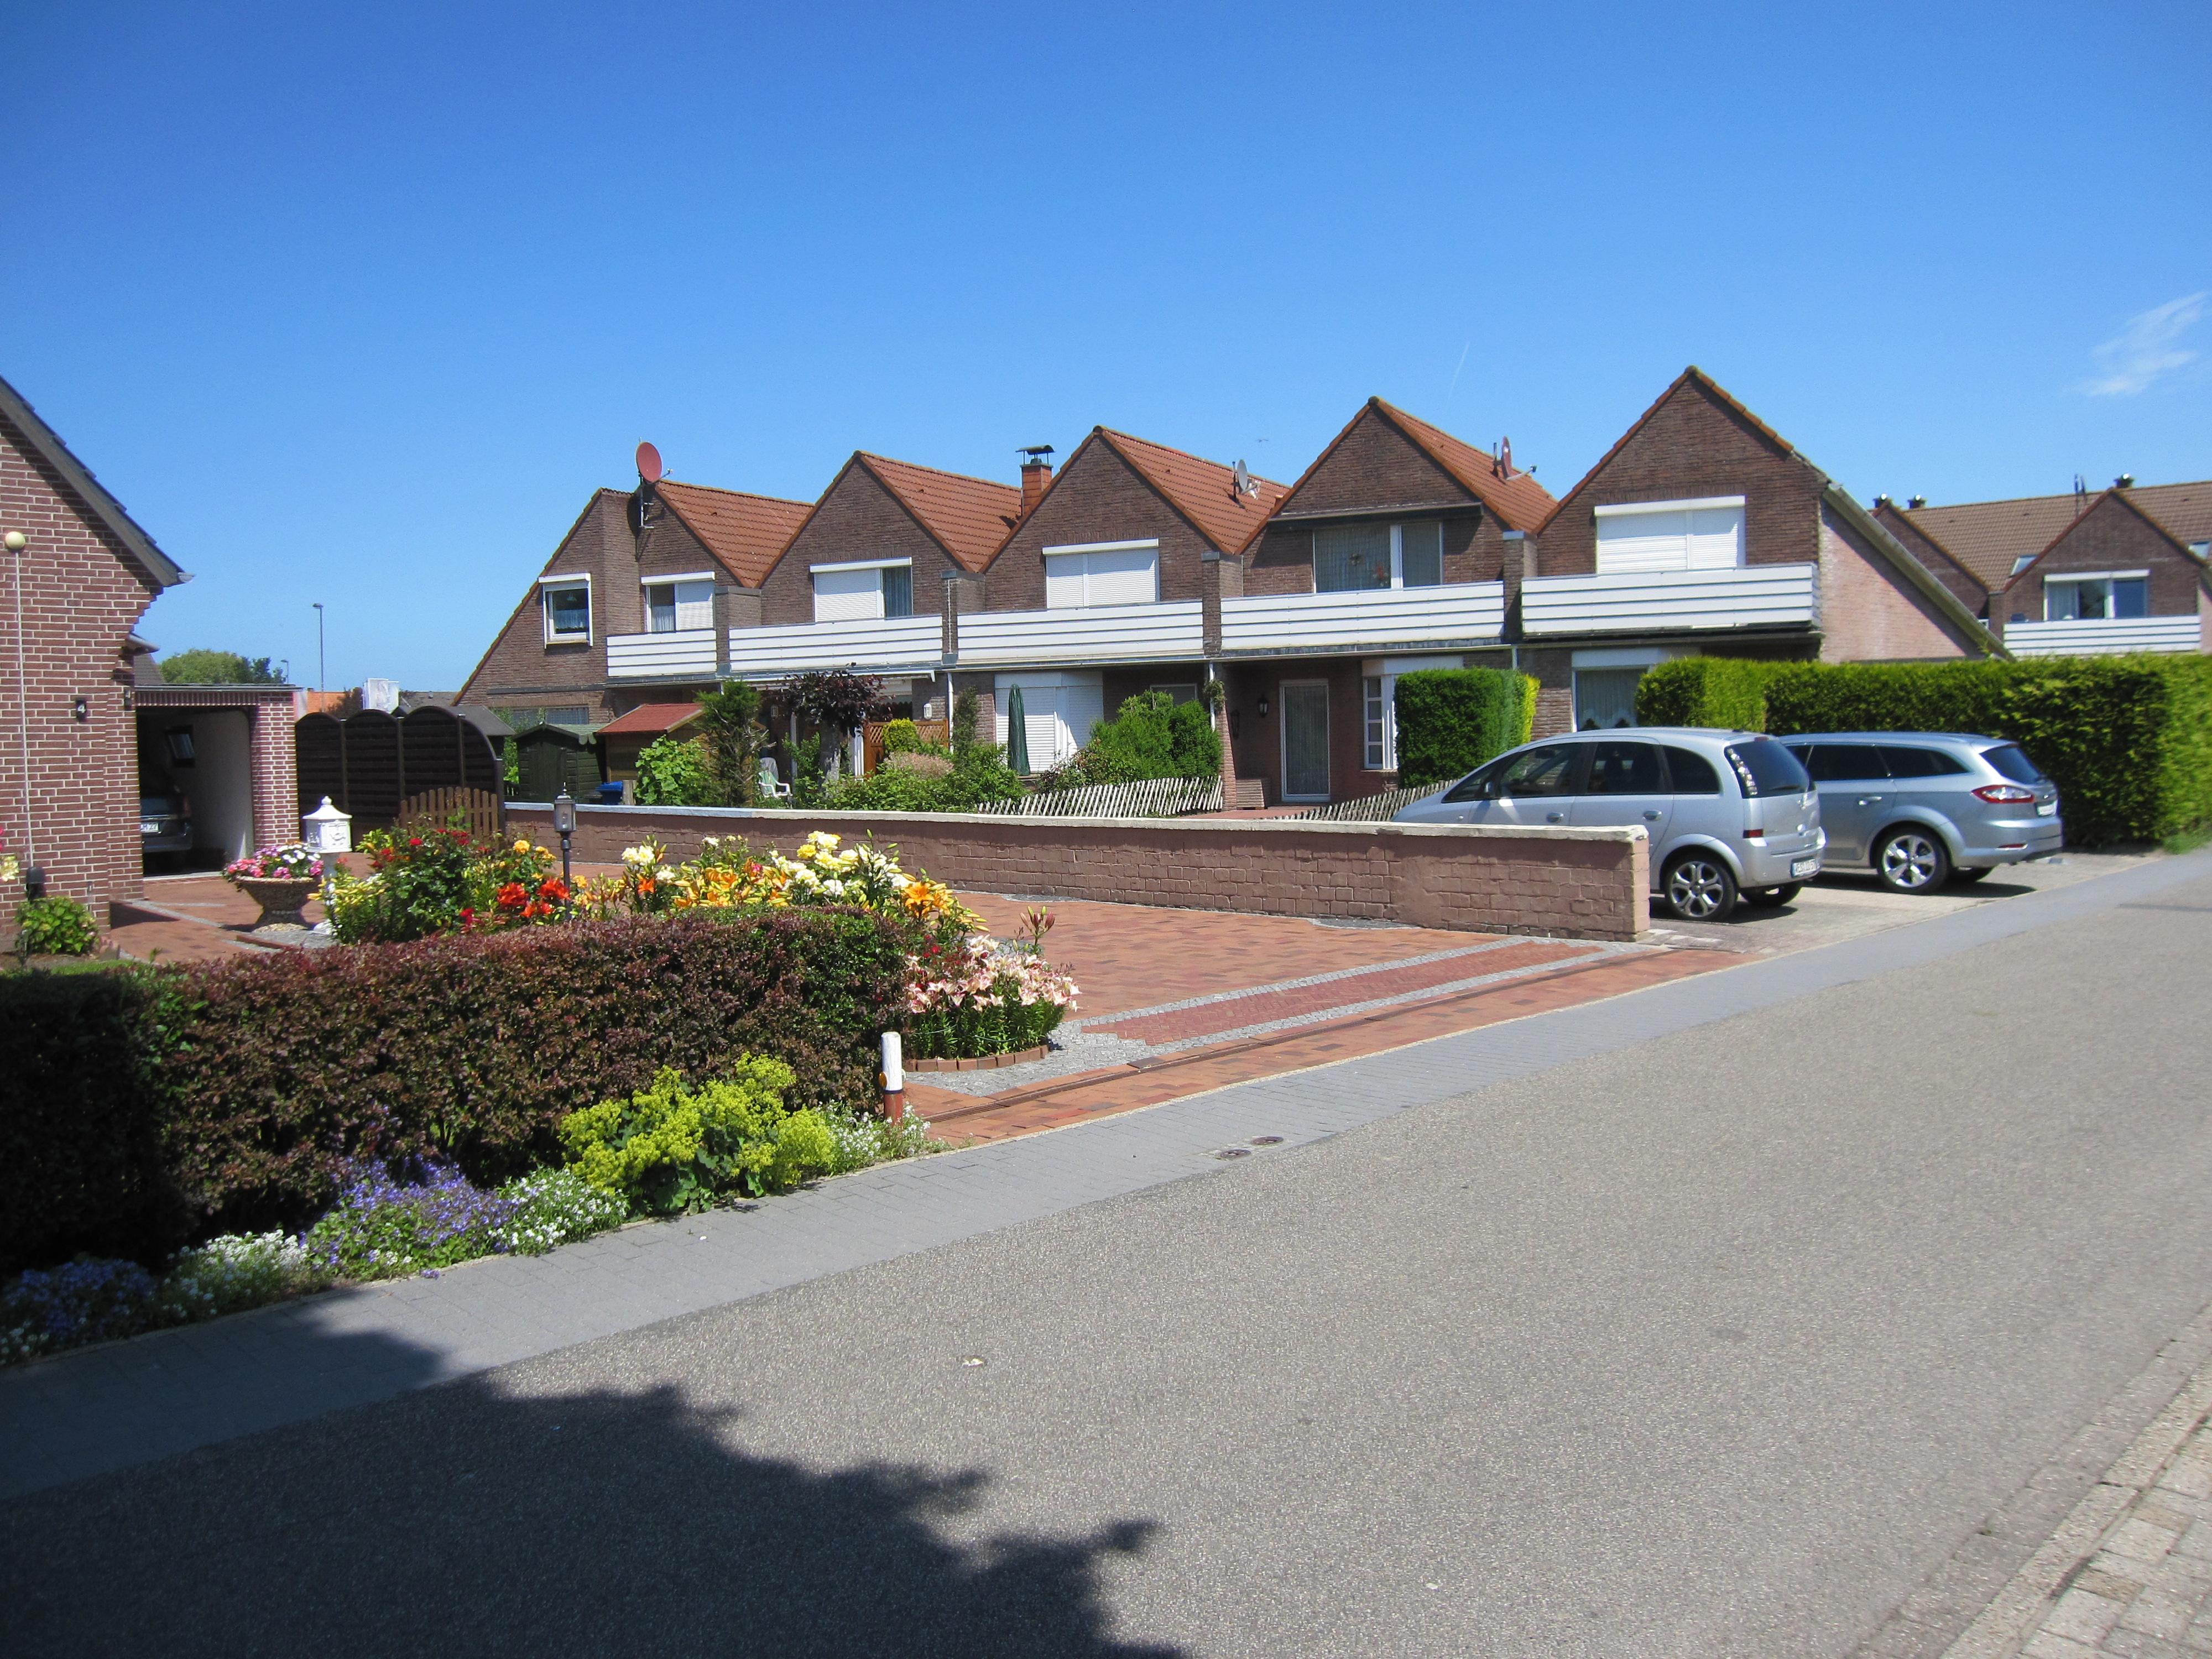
[1972,784,2037,804]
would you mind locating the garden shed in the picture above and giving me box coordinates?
[509,722,603,802]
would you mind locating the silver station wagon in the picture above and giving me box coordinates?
[1394,727,1825,920]
[1776,732,2063,891]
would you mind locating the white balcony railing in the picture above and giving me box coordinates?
[1218,582,1505,655]
[954,601,1205,666]
[724,615,942,678]
[605,629,718,680]
[1520,562,1818,636]
[2004,614,2204,656]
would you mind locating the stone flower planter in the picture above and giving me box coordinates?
[236,876,319,929]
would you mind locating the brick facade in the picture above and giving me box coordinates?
[1817,506,1989,662]
[509,802,1652,941]
[0,399,181,927]
[987,436,1220,611]
[761,458,969,628]
[1873,502,1991,618]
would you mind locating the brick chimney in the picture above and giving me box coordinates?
[1018,446,1055,520]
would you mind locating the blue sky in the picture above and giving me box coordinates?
[4,1,2206,690]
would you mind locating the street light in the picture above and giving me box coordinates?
[311,603,325,694]
[552,785,576,886]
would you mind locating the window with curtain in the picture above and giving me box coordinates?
[2045,576,2147,620]
[543,582,590,643]
[644,580,714,633]
[1314,522,1447,592]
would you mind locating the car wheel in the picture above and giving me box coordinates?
[1874,828,1950,893]
[1950,866,1994,884]
[1663,853,1739,921]
[1743,883,1802,908]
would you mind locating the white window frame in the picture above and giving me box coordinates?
[540,573,592,645]
[1041,539,1161,609]
[809,558,914,624]
[1312,522,1448,594]
[808,556,915,574]
[2044,571,2151,622]
[1279,678,1331,802]
[642,571,716,634]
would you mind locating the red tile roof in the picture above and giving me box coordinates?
[1370,400,1560,530]
[596,702,703,738]
[856,454,1022,572]
[1904,480,2212,592]
[1095,429,1290,555]
[653,481,814,588]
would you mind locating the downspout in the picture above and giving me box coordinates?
[6,530,30,867]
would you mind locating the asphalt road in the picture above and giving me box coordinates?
[7,866,2212,1657]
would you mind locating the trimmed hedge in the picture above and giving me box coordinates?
[0,909,910,1272]
[1395,668,1537,789]
[1634,654,2212,844]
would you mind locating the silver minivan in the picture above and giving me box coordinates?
[1393,727,1825,920]
[1776,732,2063,891]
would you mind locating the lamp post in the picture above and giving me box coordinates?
[312,602,325,695]
[6,529,30,877]
[552,785,576,887]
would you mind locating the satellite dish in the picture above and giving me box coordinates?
[1232,459,1258,500]
[636,441,664,484]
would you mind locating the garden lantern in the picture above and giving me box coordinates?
[552,786,576,886]
[301,796,352,932]
[880,1030,905,1123]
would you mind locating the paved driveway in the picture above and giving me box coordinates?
[7,852,2210,1656]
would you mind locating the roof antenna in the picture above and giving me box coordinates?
[2073,473,2088,515]
[1231,459,1258,499]
[1493,437,1514,478]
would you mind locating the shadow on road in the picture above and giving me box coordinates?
[1,1367,1182,1658]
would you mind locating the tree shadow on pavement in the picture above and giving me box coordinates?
[0,1371,1183,1658]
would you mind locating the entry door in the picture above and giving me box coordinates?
[1281,682,1330,801]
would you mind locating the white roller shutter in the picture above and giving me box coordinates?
[1055,679,1104,758]
[1042,544,1159,608]
[812,566,883,623]
[1595,499,1744,575]
[1043,554,1088,609]
[673,580,715,629]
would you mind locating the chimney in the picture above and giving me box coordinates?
[1017,445,1055,520]
[1907,495,1927,510]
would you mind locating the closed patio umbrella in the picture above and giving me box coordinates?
[1005,685,1030,774]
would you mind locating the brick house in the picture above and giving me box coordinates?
[1516,368,1997,740]
[973,428,1285,769]
[457,476,812,727]
[1881,479,2211,656]
[0,374,205,925]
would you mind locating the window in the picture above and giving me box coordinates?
[1314,521,1446,593]
[1594,497,1745,575]
[1363,677,1392,770]
[1980,744,2046,784]
[1723,740,1811,797]
[1150,683,1199,705]
[542,706,590,727]
[1879,745,1968,779]
[643,578,714,633]
[1796,743,1887,782]
[810,560,914,623]
[2046,575,2148,621]
[542,578,591,644]
[1495,744,1584,798]
[1043,542,1159,608]
[1660,746,1721,795]
[1584,741,1665,795]
[1573,667,1645,731]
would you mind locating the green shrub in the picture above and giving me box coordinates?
[15,895,100,957]
[881,718,922,753]
[1632,658,1785,730]
[635,734,718,806]
[1394,668,1536,788]
[827,744,1025,812]
[559,1061,833,1214]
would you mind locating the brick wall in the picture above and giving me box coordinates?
[0,409,168,926]
[1535,377,1822,577]
[1817,507,1985,662]
[2000,492,2211,627]
[509,802,1651,941]
[760,460,956,627]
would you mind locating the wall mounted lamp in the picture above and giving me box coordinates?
[1257,695,1270,718]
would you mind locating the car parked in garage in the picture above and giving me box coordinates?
[139,791,192,870]
[1775,733,2062,892]
[1393,728,1824,920]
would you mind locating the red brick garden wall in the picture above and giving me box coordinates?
[508,804,1651,941]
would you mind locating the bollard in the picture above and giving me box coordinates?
[879,1031,905,1123]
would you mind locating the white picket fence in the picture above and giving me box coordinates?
[1287,785,1439,822]
[969,776,1225,818]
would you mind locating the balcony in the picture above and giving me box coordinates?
[724,615,942,678]
[954,601,1204,667]
[1520,563,1818,637]
[1218,583,1505,656]
[2004,614,2204,656]
[604,628,718,681]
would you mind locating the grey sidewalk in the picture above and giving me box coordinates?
[5,847,2208,1503]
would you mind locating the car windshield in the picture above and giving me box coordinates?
[140,796,178,815]
[1723,740,1811,798]
[1979,744,2046,785]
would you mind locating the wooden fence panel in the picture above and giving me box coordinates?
[398,787,506,841]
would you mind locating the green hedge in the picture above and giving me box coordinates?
[1634,654,2212,844]
[1395,669,1537,789]
[0,909,910,1273]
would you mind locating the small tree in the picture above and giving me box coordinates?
[694,681,765,806]
[952,687,980,755]
[160,649,287,685]
[782,670,885,780]
[1077,691,1223,784]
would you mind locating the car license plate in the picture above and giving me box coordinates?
[140,822,159,834]
[2036,803,2056,816]
[1791,856,1819,878]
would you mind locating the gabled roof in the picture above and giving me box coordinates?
[596,702,704,738]
[854,453,1021,572]
[654,481,812,588]
[1371,400,1559,530]
[1092,428,1290,555]
[2004,487,2212,592]
[0,372,186,588]
[1537,367,1804,534]
[1905,480,2212,592]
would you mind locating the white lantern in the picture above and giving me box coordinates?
[302,795,352,855]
